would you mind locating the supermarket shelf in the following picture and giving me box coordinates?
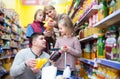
[71,0,84,19]
[68,0,75,15]
[94,9,120,28]
[79,34,98,42]
[0,28,11,34]
[98,59,120,70]
[79,58,96,67]
[80,58,120,70]
[0,54,15,60]
[76,5,98,27]
[1,38,11,41]
[2,47,10,50]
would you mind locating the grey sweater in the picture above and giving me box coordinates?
[10,48,50,79]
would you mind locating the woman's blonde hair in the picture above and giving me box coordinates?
[44,5,55,12]
[58,14,74,35]
[34,9,45,20]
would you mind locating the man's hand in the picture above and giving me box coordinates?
[25,58,36,68]
[31,67,40,74]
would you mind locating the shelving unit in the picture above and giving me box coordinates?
[79,58,120,70]
[76,5,98,27]
[79,58,95,67]
[68,0,120,78]
[79,34,98,42]
[93,9,120,28]
[0,8,28,78]
[70,0,84,19]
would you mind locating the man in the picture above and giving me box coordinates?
[10,33,50,79]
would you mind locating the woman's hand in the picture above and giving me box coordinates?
[43,30,53,37]
[47,20,56,27]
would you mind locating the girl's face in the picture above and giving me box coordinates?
[36,11,44,22]
[58,23,67,36]
[45,9,56,19]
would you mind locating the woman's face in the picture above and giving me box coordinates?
[36,11,44,22]
[45,9,56,19]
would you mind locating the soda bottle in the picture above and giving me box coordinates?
[49,51,62,62]
[49,46,67,62]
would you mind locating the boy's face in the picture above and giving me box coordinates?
[36,11,44,22]
[45,9,56,19]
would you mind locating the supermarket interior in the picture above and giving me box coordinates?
[0,0,120,79]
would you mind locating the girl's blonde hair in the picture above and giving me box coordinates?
[58,14,74,35]
[34,9,45,20]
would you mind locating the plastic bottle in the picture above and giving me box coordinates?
[63,65,71,79]
[97,30,105,58]
[105,26,117,60]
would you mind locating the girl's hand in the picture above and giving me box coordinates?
[61,46,69,53]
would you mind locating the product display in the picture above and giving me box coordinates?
[0,0,120,79]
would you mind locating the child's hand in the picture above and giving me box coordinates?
[61,46,68,53]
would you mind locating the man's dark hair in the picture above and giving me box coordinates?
[29,32,44,44]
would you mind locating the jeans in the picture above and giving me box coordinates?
[56,70,74,77]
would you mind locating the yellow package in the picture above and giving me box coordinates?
[35,58,47,69]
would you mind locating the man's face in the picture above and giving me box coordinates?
[34,35,46,48]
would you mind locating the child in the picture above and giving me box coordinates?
[26,9,53,54]
[54,14,82,77]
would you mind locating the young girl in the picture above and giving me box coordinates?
[26,9,53,53]
[54,14,82,76]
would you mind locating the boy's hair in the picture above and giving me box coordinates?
[44,5,55,12]
[58,14,74,35]
[29,32,44,44]
[34,9,45,20]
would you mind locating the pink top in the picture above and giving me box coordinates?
[54,36,82,71]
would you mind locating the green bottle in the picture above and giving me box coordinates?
[102,0,109,17]
[97,35,105,58]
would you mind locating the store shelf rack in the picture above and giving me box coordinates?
[76,5,98,27]
[70,0,84,19]
[79,58,120,70]
[79,34,98,42]
[0,54,15,60]
[98,59,120,70]
[94,9,120,28]
[79,58,95,67]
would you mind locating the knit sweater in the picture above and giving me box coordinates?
[10,48,50,79]
[54,36,82,71]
